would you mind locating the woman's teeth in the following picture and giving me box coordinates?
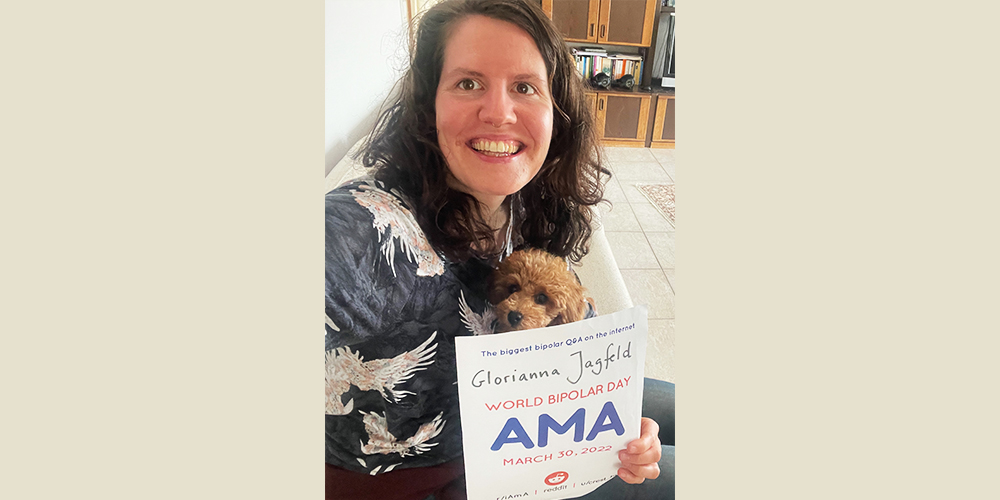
[471,139,521,156]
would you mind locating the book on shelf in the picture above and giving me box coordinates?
[572,50,644,83]
[572,49,608,57]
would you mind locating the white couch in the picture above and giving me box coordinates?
[325,140,633,315]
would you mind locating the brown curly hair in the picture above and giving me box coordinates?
[359,0,607,264]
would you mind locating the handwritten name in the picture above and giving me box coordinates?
[471,368,560,388]
[567,341,632,384]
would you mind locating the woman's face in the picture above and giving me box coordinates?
[435,15,553,211]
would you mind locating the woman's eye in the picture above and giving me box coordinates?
[534,293,548,305]
[458,79,481,91]
[514,82,536,95]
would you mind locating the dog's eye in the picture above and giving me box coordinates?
[534,293,548,305]
[508,284,520,294]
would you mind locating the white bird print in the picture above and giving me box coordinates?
[459,290,497,336]
[325,332,438,415]
[359,411,445,458]
[352,183,445,278]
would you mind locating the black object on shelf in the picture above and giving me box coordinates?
[589,72,611,89]
[611,74,635,90]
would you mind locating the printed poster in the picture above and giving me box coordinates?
[455,305,648,500]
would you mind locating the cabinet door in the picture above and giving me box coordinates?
[585,91,598,119]
[650,95,675,148]
[596,92,651,146]
[549,0,600,43]
[598,0,658,47]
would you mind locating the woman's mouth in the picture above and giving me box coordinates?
[469,139,523,157]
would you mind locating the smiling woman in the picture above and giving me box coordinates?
[434,15,554,213]
[360,0,605,263]
[325,1,673,499]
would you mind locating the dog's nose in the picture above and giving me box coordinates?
[507,311,523,327]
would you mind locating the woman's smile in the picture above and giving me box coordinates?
[468,138,523,157]
[435,14,554,212]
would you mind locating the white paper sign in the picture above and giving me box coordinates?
[455,305,648,500]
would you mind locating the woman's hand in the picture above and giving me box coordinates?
[617,417,662,484]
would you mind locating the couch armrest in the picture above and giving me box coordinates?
[325,140,368,194]
[574,208,633,315]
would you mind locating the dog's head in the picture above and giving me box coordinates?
[487,248,589,333]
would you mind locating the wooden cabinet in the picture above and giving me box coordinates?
[548,0,672,149]
[545,0,599,42]
[600,0,659,46]
[543,0,658,47]
[586,90,651,147]
[650,94,675,149]
[585,91,598,117]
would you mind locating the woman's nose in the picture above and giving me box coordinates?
[479,87,516,127]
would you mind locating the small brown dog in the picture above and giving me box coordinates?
[487,248,595,333]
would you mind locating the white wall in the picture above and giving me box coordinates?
[325,0,409,175]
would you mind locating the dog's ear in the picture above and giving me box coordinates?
[488,251,530,305]
[560,294,588,324]
[488,272,521,306]
[486,274,506,306]
[547,280,588,325]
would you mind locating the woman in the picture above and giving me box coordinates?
[325,1,673,498]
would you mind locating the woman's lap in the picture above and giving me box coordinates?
[576,378,674,499]
[641,377,675,446]
[578,444,674,500]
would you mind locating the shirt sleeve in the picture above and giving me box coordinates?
[324,185,414,349]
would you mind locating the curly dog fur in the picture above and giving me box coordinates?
[487,248,595,333]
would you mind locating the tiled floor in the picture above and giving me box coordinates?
[600,146,675,383]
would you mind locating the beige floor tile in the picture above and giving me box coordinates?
[609,161,672,183]
[645,319,674,383]
[603,146,657,164]
[663,268,674,293]
[631,202,675,231]
[601,178,627,202]
[603,147,676,384]
[621,269,674,319]
[650,148,675,166]
[660,163,675,180]
[643,231,675,270]
[605,231,660,269]
[618,180,674,205]
[597,201,642,232]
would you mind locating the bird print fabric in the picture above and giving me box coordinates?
[325,178,495,475]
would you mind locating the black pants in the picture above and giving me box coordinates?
[576,378,675,500]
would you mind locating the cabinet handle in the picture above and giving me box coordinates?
[589,23,594,37]
[599,98,604,111]
[600,24,606,39]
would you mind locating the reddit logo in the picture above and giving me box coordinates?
[544,471,569,486]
